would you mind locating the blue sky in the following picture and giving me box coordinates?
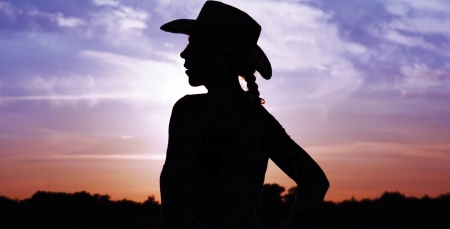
[1,0,449,201]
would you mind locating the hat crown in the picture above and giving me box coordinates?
[191,1,261,64]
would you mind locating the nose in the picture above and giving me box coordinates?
[180,45,188,59]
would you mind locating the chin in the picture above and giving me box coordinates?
[188,78,204,87]
[187,71,204,86]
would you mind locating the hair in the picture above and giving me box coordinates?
[226,56,265,104]
[239,67,265,105]
[220,48,265,105]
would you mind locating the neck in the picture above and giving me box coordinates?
[206,84,245,97]
[205,73,245,97]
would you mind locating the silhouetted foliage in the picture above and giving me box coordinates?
[1,186,449,228]
[257,183,288,229]
[0,191,162,229]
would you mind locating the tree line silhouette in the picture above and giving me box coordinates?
[1,183,449,228]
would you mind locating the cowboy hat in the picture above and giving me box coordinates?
[160,0,272,80]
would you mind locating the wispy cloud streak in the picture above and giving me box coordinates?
[49,154,166,160]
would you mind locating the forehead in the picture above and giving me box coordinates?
[188,35,218,48]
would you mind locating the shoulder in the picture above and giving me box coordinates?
[176,93,207,104]
[171,94,208,113]
[254,104,277,124]
[173,93,207,106]
[254,105,288,136]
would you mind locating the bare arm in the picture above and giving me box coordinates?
[266,119,329,228]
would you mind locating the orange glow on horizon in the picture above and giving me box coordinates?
[2,152,449,204]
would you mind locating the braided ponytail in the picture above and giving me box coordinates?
[224,50,265,104]
[240,68,265,105]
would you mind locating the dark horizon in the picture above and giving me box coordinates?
[2,183,449,229]
[2,184,449,205]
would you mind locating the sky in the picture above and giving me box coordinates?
[1,0,449,203]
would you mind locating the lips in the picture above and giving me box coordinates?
[185,69,191,76]
[184,63,194,76]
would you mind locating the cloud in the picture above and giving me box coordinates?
[0,74,107,107]
[377,0,450,46]
[364,0,450,93]
[388,0,450,13]
[91,0,120,7]
[52,13,86,27]
[153,0,203,20]
[306,59,364,101]
[305,0,450,96]
[0,2,23,21]
[383,30,436,50]
[49,154,166,160]
[90,2,150,46]
[384,1,409,16]
[397,63,450,91]
[0,94,144,108]
[310,141,450,161]
[16,74,100,107]
[0,1,150,48]
[121,135,135,139]
[28,10,86,28]
[93,6,148,32]
[388,17,450,36]
[0,133,102,159]
[26,74,96,93]
[368,1,450,52]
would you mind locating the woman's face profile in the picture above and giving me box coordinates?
[180,36,229,87]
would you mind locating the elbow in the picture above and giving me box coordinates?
[319,171,330,194]
[323,177,330,194]
[319,175,330,200]
[316,165,330,194]
[306,175,328,197]
[315,177,329,199]
[296,171,330,196]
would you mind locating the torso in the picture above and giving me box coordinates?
[160,93,275,228]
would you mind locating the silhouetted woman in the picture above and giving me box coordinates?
[159,1,329,228]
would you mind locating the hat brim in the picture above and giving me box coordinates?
[161,19,272,80]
